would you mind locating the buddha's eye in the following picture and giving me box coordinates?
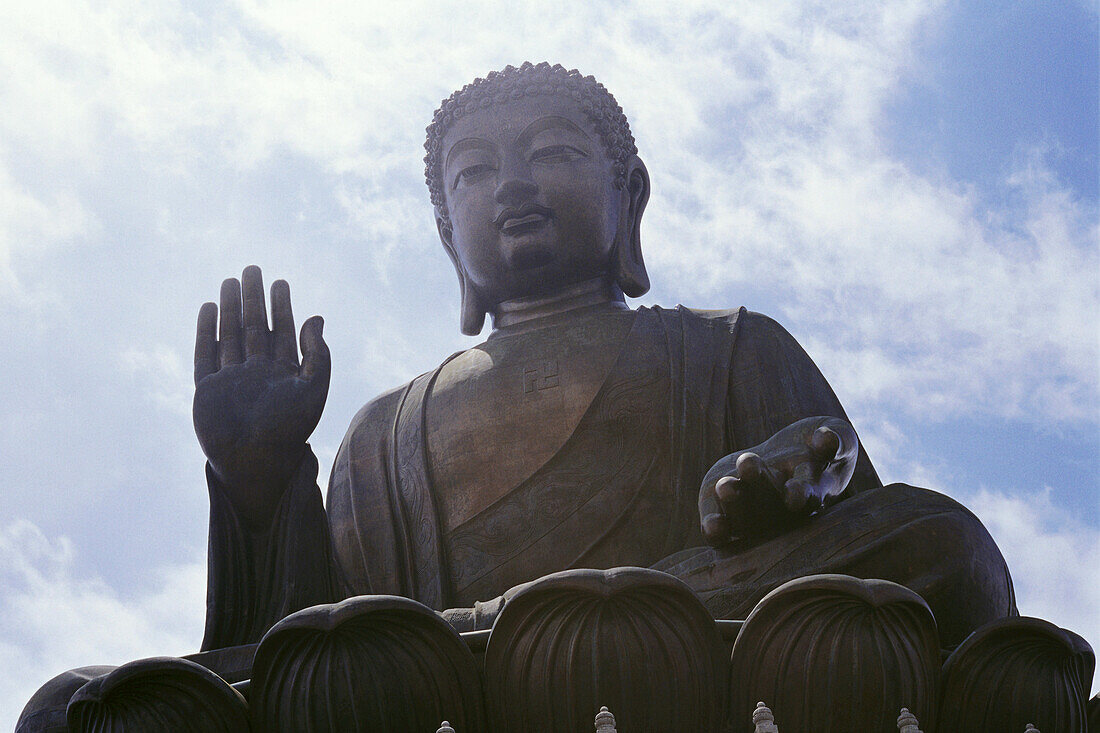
[529,145,587,165]
[453,164,495,189]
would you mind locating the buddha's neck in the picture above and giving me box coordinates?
[491,277,628,332]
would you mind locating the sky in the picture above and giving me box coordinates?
[1,0,1097,724]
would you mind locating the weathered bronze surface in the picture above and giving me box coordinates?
[250,595,485,731]
[482,568,727,732]
[17,666,115,733]
[938,616,1095,732]
[728,574,941,732]
[65,657,248,731]
[21,575,1093,732]
[190,62,1015,651]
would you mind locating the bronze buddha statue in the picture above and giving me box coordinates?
[190,62,1014,653]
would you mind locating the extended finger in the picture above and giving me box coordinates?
[736,452,787,490]
[194,302,218,384]
[270,279,298,367]
[701,512,731,547]
[218,278,243,366]
[300,316,331,383]
[734,452,765,481]
[241,265,269,359]
[715,475,742,503]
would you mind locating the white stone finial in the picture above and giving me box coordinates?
[436,722,455,733]
[753,701,779,733]
[1024,725,1040,732]
[897,707,923,733]
[594,706,617,732]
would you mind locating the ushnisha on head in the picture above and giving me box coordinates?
[424,62,651,335]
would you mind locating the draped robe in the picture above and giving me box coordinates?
[202,306,1014,651]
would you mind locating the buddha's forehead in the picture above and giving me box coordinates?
[440,93,596,153]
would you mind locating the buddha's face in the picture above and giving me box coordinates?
[439,94,623,307]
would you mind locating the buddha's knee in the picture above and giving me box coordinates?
[874,483,1016,648]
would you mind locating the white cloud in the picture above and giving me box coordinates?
[787,147,1098,424]
[0,521,205,730]
[967,487,1100,695]
[0,162,94,307]
[627,11,1098,425]
[118,345,193,417]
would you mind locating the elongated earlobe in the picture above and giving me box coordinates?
[437,213,487,336]
[613,157,651,298]
[459,285,486,336]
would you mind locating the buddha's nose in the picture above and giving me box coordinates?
[494,160,538,206]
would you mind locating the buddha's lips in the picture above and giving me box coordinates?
[495,205,552,233]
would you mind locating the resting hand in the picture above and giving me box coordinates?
[192,265,330,526]
[699,416,858,548]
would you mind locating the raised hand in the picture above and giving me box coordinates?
[699,416,858,548]
[193,265,330,527]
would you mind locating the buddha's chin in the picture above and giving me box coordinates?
[503,237,556,271]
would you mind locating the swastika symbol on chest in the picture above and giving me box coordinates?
[523,360,559,394]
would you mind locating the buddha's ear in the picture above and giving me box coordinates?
[613,155,651,298]
[436,211,486,336]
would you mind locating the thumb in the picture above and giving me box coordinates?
[783,461,820,513]
[300,315,331,382]
[701,513,731,547]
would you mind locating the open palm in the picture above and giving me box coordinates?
[192,265,330,525]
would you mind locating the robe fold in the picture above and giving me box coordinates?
[326,306,880,609]
[203,305,1012,651]
[202,452,342,650]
